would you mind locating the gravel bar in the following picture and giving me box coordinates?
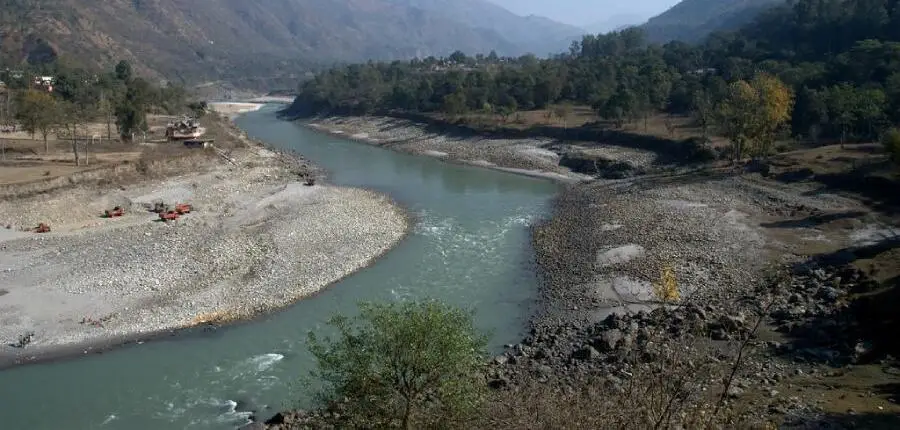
[0,135,408,364]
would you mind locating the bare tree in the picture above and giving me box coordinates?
[59,102,87,166]
[99,89,114,141]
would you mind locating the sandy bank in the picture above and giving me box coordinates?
[0,125,408,365]
[209,102,265,119]
[246,96,296,104]
[304,116,596,183]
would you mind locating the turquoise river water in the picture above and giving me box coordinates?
[0,106,558,429]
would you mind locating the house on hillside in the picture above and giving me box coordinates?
[689,68,718,76]
[33,76,54,92]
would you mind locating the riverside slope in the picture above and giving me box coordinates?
[0,116,409,366]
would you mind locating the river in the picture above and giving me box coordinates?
[0,106,558,429]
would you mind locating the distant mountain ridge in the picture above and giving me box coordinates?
[390,0,586,56]
[583,13,648,35]
[641,0,784,43]
[0,0,582,85]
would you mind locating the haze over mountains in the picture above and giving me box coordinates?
[494,0,787,42]
[488,0,676,28]
[0,0,789,86]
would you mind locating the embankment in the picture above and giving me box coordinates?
[301,116,602,182]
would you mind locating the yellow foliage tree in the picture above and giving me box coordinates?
[716,73,794,161]
[754,73,795,156]
[653,264,680,303]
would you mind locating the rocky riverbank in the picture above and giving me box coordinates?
[0,116,410,367]
[487,170,900,426]
[261,115,900,427]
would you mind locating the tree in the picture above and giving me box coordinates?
[552,103,573,128]
[114,60,133,82]
[116,78,151,140]
[448,50,467,64]
[307,301,488,430]
[98,89,114,141]
[716,80,757,161]
[59,99,96,166]
[59,102,84,166]
[691,89,715,140]
[601,86,638,128]
[792,86,829,143]
[752,73,795,156]
[496,94,517,122]
[16,89,59,153]
[716,74,794,160]
[442,91,467,116]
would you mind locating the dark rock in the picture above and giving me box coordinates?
[593,329,624,352]
[265,412,295,425]
[488,377,509,389]
[535,364,553,377]
[710,328,729,341]
[853,341,873,362]
[812,269,828,281]
[816,286,844,302]
[572,346,600,361]
[684,303,708,321]
[9,332,34,349]
[719,314,746,332]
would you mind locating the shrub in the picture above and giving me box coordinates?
[307,301,488,429]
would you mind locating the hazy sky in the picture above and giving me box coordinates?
[488,0,681,27]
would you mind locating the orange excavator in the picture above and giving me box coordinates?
[154,202,192,222]
[175,203,192,214]
[159,210,180,222]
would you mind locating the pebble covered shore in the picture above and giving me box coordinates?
[0,124,409,364]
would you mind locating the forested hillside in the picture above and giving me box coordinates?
[641,0,783,43]
[286,0,900,153]
[0,0,579,86]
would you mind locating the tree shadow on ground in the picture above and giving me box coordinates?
[800,234,900,269]
[788,411,900,429]
[778,160,900,215]
[760,210,869,229]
